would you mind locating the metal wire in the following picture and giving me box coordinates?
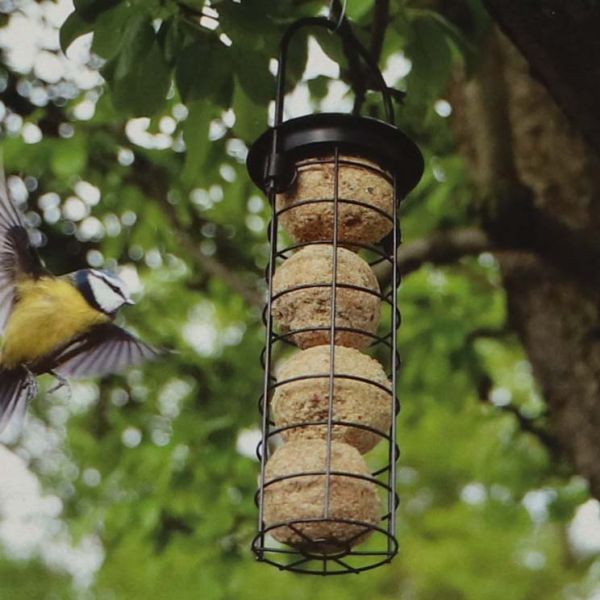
[328,0,348,31]
[251,14,407,577]
[323,147,340,518]
[252,151,402,573]
[255,183,279,557]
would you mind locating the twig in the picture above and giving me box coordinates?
[498,404,561,455]
[328,0,369,113]
[154,192,264,309]
[127,155,264,309]
[476,369,560,455]
[177,230,264,309]
[351,0,391,114]
[375,227,494,286]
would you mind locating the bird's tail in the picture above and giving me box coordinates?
[0,366,37,436]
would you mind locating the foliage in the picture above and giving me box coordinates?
[0,1,599,599]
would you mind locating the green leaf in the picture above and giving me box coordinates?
[175,38,233,107]
[218,1,277,52]
[232,77,268,143]
[73,0,120,20]
[158,17,186,66]
[345,0,373,20]
[105,18,171,116]
[406,14,453,102]
[60,0,122,52]
[231,47,273,106]
[110,15,149,80]
[91,3,134,60]
[182,100,217,185]
[411,9,477,73]
[311,29,345,67]
[307,75,331,100]
[60,11,93,53]
[285,31,309,91]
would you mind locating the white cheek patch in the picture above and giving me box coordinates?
[89,276,125,314]
[93,270,132,304]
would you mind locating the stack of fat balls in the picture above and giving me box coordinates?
[263,154,395,554]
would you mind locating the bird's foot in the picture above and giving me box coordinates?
[22,366,38,398]
[48,371,71,399]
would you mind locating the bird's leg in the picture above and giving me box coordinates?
[47,370,71,399]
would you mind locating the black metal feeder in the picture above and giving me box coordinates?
[246,16,424,575]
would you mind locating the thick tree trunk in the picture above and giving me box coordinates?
[454,34,600,497]
[484,0,600,153]
[501,41,600,497]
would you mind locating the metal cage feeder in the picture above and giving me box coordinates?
[246,17,424,575]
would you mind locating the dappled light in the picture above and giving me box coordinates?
[0,0,599,598]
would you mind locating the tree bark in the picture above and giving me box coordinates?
[484,0,600,153]
[500,40,600,498]
[453,31,600,498]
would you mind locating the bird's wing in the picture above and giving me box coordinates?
[0,366,37,436]
[0,172,46,332]
[51,323,161,378]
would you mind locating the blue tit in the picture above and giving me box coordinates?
[0,175,159,434]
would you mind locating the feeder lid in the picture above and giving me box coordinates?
[246,113,424,196]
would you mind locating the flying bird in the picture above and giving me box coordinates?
[0,174,159,435]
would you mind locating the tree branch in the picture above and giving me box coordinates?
[375,227,493,286]
[370,0,390,66]
[499,404,560,454]
[154,193,264,309]
[128,156,264,309]
[328,0,369,113]
[173,227,264,309]
[476,372,560,456]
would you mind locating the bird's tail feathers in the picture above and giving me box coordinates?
[0,366,36,440]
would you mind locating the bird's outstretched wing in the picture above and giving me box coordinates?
[0,172,46,332]
[50,323,161,378]
[0,366,37,436]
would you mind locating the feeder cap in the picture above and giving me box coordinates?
[246,113,424,196]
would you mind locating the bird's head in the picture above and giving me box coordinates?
[74,269,134,316]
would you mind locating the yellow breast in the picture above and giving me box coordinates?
[1,276,110,369]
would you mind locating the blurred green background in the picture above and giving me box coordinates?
[0,1,599,598]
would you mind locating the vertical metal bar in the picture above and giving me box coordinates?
[257,187,279,550]
[389,174,400,544]
[323,148,340,518]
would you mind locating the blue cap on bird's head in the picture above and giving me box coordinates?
[74,269,135,315]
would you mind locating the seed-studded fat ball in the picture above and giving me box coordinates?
[272,245,380,350]
[272,345,391,454]
[276,155,393,245]
[263,440,380,554]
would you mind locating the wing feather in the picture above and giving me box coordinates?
[0,173,46,332]
[51,323,161,379]
[0,367,36,436]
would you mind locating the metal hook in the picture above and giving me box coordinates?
[328,0,348,31]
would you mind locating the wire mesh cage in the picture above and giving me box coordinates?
[246,17,423,575]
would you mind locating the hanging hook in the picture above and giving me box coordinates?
[328,0,347,31]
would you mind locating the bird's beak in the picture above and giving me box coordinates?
[125,297,135,305]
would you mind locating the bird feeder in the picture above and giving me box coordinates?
[246,16,423,574]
